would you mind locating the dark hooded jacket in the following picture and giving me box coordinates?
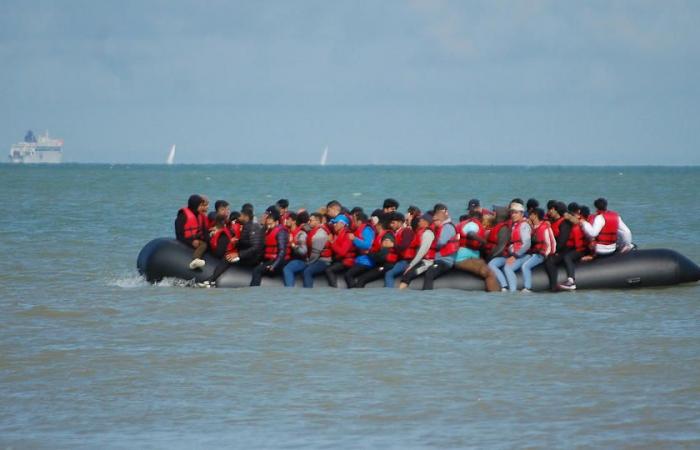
[174,194,205,245]
[237,221,264,266]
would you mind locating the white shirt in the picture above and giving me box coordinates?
[581,213,632,255]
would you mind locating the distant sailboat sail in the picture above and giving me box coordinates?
[166,145,176,165]
[320,146,328,166]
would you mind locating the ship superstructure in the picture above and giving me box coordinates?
[8,130,63,163]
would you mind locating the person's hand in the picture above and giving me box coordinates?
[265,265,274,272]
[581,255,593,262]
[225,253,239,263]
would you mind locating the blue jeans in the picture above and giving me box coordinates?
[283,259,307,287]
[302,260,330,288]
[520,253,544,289]
[489,256,528,291]
[384,260,408,288]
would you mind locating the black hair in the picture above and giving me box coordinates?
[296,211,310,226]
[229,211,241,221]
[350,206,364,215]
[326,200,341,209]
[207,211,216,222]
[391,212,405,222]
[265,205,279,215]
[240,209,253,220]
[567,202,581,214]
[241,203,254,214]
[555,201,567,216]
[214,200,229,211]
[276,198,289,209]
[383,198,399,209]
[510,198,524,206]
[526,198,539,211]
[370,208,383,218]
[580,205,591,219]
[459,214,469,222]
[407,205,421,216]
[594,198,608,211]
[267,208,280,222]
[287,212,298,222]
[355,212,368,223]
[310,212,324,221]
[215,212,228,227]
[410,216,421,230]
[546,200,558,210]
[433,203,448,213]
[530,208,545,220]
[468,210,483,219]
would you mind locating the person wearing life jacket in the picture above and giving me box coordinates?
[297,213,333,288]
[282,211,312,287]
[382,212,415,288]
[343,212,377,288]
[487,202,532,292]
[518,208,556,292]
[206,200,231,232]
[549,203,589,291]
[250,208,289,287]
[325,200,343,225]
[547,201,567,238]
[453,210,500,292]
[526,198,539,215]
[174,194,210,270]
[346,213,395,288]
[276,198,290,225]
[422,204,460,290]
[579,197,633,257]
[468,198,494,218]
[399,214,436,289]
[229,211,242,243]
[208,212,236,259]
[324,215,356,288]
[483,207,512,261]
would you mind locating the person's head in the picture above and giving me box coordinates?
[467,198,480,212]
[309,212,323,229]
[580,205,591,220]
[509,202,526,222]
[214,212,228,228]
[546,199,558,211]
[389,212,404,231]
[214,200,230,217]
[197,195,209,214]
[330,214,350,233]
[285,211,298,229]
[326,200,342,219]
[187,194,202,212]
[382,198,399,212]
[528,207,545,226]
[265,208,280,227]
[229,211,241,223]
[432,203,449,223]
[276,198,289,213]
[468,209,483,220]
[526,198,539,212]
[510,198,524,209]
[239,209,253,224]
[296,210,309,227]
[548,202,562,220]
[370,209,383,227]
[482,214,495,229]
[406,205,421,220]
[354,211,368,226]
[241,203,254,215]
[418,213,432,229]
[594,197,608,211]
[567,202,581,216]
[381,232,396,248]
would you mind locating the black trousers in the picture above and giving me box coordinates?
[422,260,453,290]
[544,250,583,290]
[344,264,373,289]
[325,261,347,288]
[355,265,394,288]
[250,260,286,286]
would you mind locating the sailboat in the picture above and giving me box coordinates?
[320,146,328,166]
[166,145,176,165]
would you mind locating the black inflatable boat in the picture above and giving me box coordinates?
[137,238,700,290]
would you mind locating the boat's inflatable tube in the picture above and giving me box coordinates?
[137,238,700,290]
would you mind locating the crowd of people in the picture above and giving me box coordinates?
[174,195,634,291]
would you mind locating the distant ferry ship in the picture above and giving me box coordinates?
[8,130,63,163]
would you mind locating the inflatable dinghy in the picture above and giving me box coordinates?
[137,238,700,290]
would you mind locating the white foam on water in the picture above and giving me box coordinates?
[352,192,362,196]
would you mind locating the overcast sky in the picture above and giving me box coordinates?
[1,0,698,164]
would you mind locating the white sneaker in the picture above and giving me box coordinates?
[558,277,576,291]
[189,258,206,270]
[521,288,531,293]
[501,287,508,292]
[195,281,212,288]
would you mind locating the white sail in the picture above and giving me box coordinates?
[320,146,328,166]
[166,145,176,165]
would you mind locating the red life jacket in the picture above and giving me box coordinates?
[566,223,587,253]
[550,217,565,238]
[484,220,511,256]
[263,224,290,261]
[531,221,554,256]
[306,224,332,259]
[458,218,485,250]
[179,207,206,241]
[329,228,355,267]
[410,226,433,259]
[370,229,391,253]
[401,227,420,261]
[427,222,459,259]
[594,210,619,245]
[288,227,305,259]
[230,221,242,240]
[209,227,236,254]
[506,219,527,256]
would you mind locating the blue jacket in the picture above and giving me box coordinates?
[352,226,376,267]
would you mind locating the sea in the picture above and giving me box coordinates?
[1,164,699,448]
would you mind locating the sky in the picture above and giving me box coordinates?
[1,0,698,165]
